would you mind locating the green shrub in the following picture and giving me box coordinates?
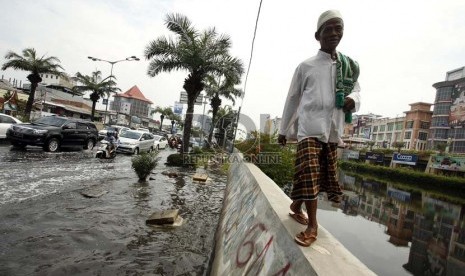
[167,153,184,167]
[131,152,158,181]
[236,133,296,188]
[340,160,465,194]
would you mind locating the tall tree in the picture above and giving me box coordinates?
[1,48,66,118]
[151,106,174,130]
[72,70,120,121]
[144,13,244,152]
[204,75,242,146]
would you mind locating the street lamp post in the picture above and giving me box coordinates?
[87,55,140,125]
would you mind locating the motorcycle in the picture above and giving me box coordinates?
[95,140,117,159]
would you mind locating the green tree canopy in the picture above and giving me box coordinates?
[204,75,242,146]
[2,48,66,117]
[72,70,120,121]
[144,13,244,152]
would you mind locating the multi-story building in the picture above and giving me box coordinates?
[370,116,406,149]
[429,66,465,153]
[111,85,153,127]
[346,113,382,139]
[402,102,433,151]
[38,73,76,89]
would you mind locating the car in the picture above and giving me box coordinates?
[98,125,130,140]
[136,127,150,133]
[116,130,155,155]
[153,135,168,150]
[6,116,98,152]
[189,137,201,148]
[0,113,22,139]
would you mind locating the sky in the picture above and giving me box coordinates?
[1,0,465,128]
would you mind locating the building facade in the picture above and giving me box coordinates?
[370,116,406,149]
[429,66,465,153]
[110,85,153,127]
[402,102,433,151]
[38,73,76,89]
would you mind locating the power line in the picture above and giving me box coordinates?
[231,0,263,152]
[242,0,263,97]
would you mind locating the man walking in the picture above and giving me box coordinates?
[278,10,361,247]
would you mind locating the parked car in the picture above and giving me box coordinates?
[116,130,155,155]
[0,113,22,139]
[153,135,168,150]
[98,125,130,140]
[6,116,98,152]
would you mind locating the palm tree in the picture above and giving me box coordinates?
[151,106,174,130]
[204,75,242,147]
[144,13,244,152]
[72,70,120,121]
[1,48,65,118]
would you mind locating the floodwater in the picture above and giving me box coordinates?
[0,145,226,275]
[316,170,465,276]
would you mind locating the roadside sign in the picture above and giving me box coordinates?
[179,91,203,105]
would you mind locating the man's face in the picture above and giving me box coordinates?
[316,18,344,52]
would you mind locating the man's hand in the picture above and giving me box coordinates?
[278,134,287,146]
[343,97,355,112]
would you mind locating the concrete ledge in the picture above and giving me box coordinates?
[211,153,375,275]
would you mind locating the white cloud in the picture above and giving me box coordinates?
[1,0,465,127]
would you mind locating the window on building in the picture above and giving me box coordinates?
[433,129,447,139]
[45,74,48,78]
[56,76,59,79]
[418,132,428,140]
[431,117,449,127]
[435,86,452,102]
[372,134,377,141]
[373,126,378,132]
[386,133,392,141]
[433,103,451,115]
[420,121,430,129]
[405,121,414,129]
[395,122,403,130]
[378,134,384,141]
[455,128,465,139]
[387,123,394,131]
[454,141,465,153]
[404,132,412,139]
[380,125,386,132]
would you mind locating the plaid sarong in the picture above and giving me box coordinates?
[290,137,343,203]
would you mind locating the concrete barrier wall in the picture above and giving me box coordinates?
[210,154,376,276]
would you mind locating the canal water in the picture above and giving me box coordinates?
[0,147,226,275]
[316,170,465,276]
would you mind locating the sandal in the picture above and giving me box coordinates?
[289,201,308,225]
[289,212,308,225]
[294,231,317,247]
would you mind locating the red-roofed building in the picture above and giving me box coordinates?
[110,85,153,126]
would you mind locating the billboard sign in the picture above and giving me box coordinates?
[365,152,384,163]
[174,102,183,114]
[342,149,360,160]
[430,154,465,172]
[392,153,418,165]
[179,91,203,105]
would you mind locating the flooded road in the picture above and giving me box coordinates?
[0,144,226,275]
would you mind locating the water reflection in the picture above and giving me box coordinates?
[333,170,465,276]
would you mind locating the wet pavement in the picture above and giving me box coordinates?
[0,144,227,275]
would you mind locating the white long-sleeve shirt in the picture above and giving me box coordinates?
[279,50,361,143]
